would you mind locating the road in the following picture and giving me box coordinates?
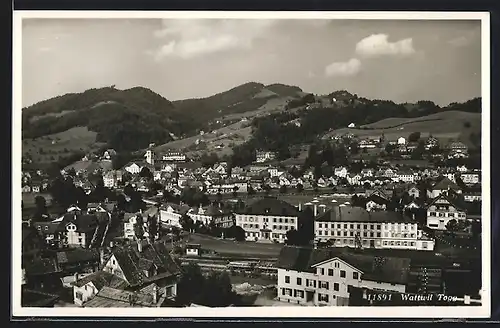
[187,233,283,258]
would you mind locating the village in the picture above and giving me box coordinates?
[21,130,483,308]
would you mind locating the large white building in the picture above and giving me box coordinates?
[235,197,300,243]
[162,152,186,162]
[159,203,189,229]
[315,206,435,251]
[276,246,410,306]
[426,193,468,230]
[256,151,276,163]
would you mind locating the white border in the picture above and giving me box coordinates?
[12,10,491,319]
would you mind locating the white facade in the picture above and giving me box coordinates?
[277,258,406,306]
[315,220,434,251]
[123,216,137,240]
[235,214,298,243]
[397,173,415,183]
[365,201,387,212]
[460,172,480,185]
[144,150,155,165]
[334,167,348,178]
[125,163,141,174]
[427,197,467,230]
[64,222,89,248]
[162,153,186,162]
[73,281,98,306]
[256,151,276,163]
[159,207,183,228]
[397,137,406,145]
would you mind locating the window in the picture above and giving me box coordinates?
[343,231,347,237]
[328,269,334,276]
[353,272,359,279]
[363,224,367,229]
[350,224,354,229]
[282,288,285,295]
[279,218,283,223]
[377,232,381,237]
[273,225,277,230]
[297,277,302,285]
[340,270,346,278]
[318,223,322,228]
[273,218,276,223]
[344,224,348,229]
[290,219,294,224]
[285,276,290,283]
[377,224,381,230]
[334,283,339,291]
[319,293,329,302]
[423,242,428,249]
[334,262,339,268]
[285,218,288,223]
[321,268,325,275]
[370,224,374,230]
[76,291,83,301]
[357,224,361,229]
[318,231,322,236]
[320,281,329,289]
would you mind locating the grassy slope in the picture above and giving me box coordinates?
[326,110,481,146]
[22,127,105,164]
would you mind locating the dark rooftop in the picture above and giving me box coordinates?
[316,206,412,223]
[237,197,300,217]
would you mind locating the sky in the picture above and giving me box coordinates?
[21,17,482,108]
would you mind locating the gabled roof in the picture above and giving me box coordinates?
[367,194,389,205]
[236,197,299,217]
[56,248,100,265]
[276,246,411,285]
[432,177,461,191]
[72,270,128,290]
[111,242,181,287]
[427,193,467,212]
[316,206,411,223]
[83,286,158,307]
[32,221,65,234]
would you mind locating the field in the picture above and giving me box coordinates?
[154,120,253,158]
[22,127,106,164]
[325,111,481,146]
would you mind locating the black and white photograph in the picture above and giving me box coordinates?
[12,11,491,318]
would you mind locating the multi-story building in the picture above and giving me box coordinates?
[103,170,123,188]
[159,203,189,229]
[460,171,481,185]
[426,193,467,230]
[275,246,410,306]
[234,197,300,243]
[162,152,186,162]
[256,151,276,163]
[396,169,415,183]
[427,177,462,199]
[187,205,234,229]
[315,206,435,251]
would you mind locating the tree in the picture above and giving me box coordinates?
[177,263,205,305]
[385,143,396,154]
[247,185,255,195]
[296,183,304,193]
[446,219,458,233]
[147,215,159,242]
[139,166,153,179]
[408,132,421,143]
[180,214,194,232]
[34,195,48,220]
[232,186,239,198]
[134,215,145,239]
[226,225,245,241]
[279,185,288,194]
[200,152,219,168]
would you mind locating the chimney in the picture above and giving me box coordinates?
[138,240,143,253]
[152,284,158,304]
[74,272,79,281]
[314,205,318,217]
[298,203,302,211]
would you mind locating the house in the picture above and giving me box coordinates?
[72,270,128,306]
[102,241,181,298]
[334,167,348,179]
[188,205,234,228]
[22,185,31,193]
[33,221,66,248]
[407,185,420,199]
[365,195,388,212]
[358,140,376,149]
[162,151,186,162]
[103,170,123,188]
[397,169,415,183]
[457,165,468,173]
[159,203,190,229]
[425,136,439,150]
[460,171,481,185]
[447,141,469,154]
[397,137,406,145]
[125,163,142,175]
[463,187,482,203]
[426,193,467,230]
[346,173,362,186]
[315,207,434,251]
[348,123,356,128]
[56,248,101,274]
[428,177,462,199]
[123,212,146,240]
[103,149,117,160]
[185,244,202,257]
[234,197,300,243]
[256,151,277,163]
[360,168,374,178]
[61,213,108,248]
[83,284,171,307]
[275,246,411,306]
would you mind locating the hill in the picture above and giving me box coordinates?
[22,86,196,154]
[324,110,481,148]
[172,82,304,124]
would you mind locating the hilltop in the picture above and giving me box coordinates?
[22,82,481,168]
[172,82,305,123]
